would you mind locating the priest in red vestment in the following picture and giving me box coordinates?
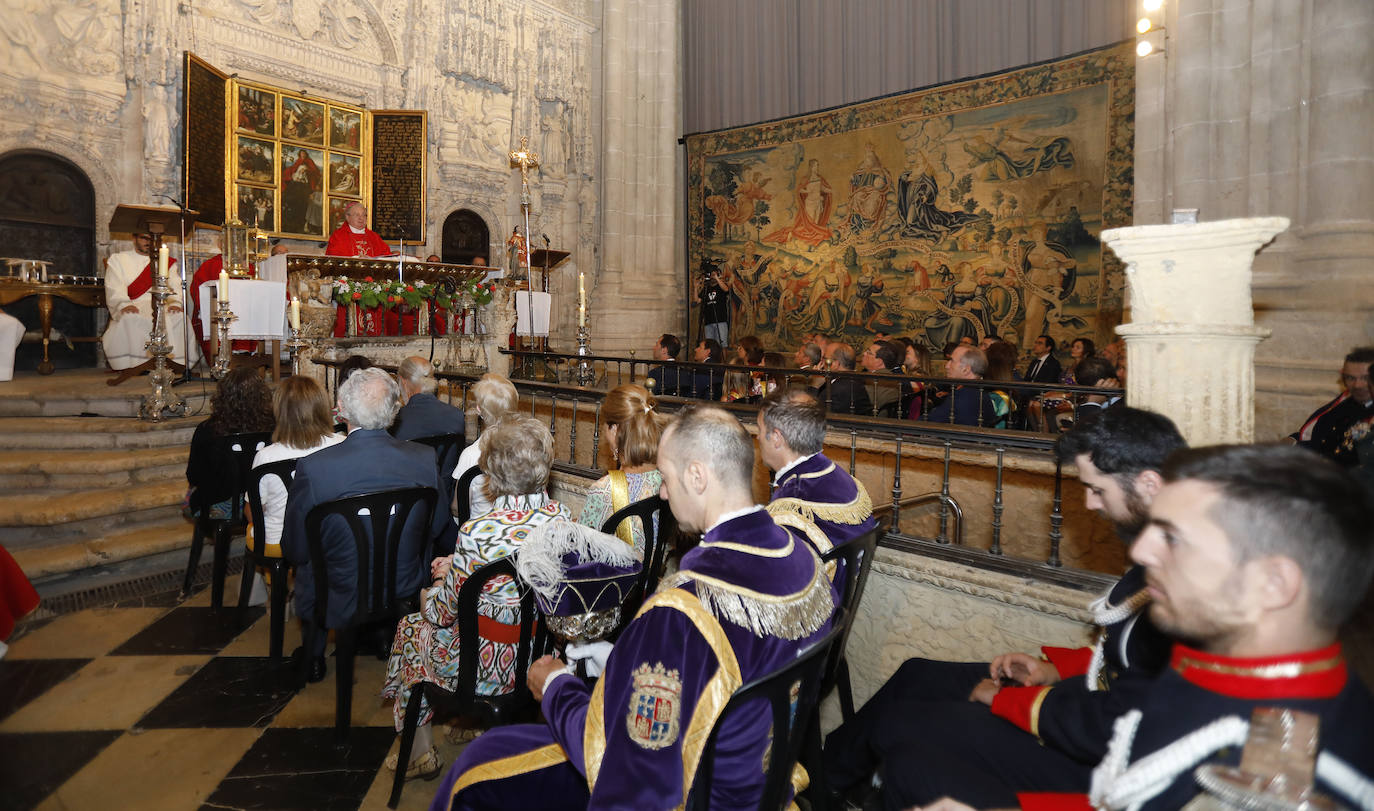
[190,251,256,358]
[325,202,390,258]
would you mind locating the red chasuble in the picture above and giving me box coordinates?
[325,224,390,257]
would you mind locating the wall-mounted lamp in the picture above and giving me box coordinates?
[1136,0,1166,57]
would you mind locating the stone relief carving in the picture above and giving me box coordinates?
[442,79,512,167]
[0,0,121,79]
[540,101,569,179]
[143,85,177,165]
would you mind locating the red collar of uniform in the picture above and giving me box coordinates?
[1171,642,1347,700]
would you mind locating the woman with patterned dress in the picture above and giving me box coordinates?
[381,416,569,780]
[577,385,670,556]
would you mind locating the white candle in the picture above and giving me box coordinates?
[157,244,169,279]
[578,271,586,328]
[218,269,229,302]
[290,297,301,331]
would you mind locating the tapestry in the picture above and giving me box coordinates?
[684,42,1134,359]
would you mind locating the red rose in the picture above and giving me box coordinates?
[364,276,374,282]
[406,285,414,292]
[387,295,397,303]
[351,291,361,300]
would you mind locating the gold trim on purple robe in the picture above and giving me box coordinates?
[450,743,569,797]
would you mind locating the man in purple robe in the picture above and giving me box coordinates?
[758,386,877,557]
[427,404,836,811]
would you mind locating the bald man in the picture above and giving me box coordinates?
[325,202,391,257]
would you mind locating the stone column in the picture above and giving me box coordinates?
[1102,217,1287,445]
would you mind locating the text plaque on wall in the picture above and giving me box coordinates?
[183,52,228,227]
[370,111,426,242]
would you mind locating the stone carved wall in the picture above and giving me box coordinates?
[0,0,663,346]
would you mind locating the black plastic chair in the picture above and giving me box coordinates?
[599,494,677,633]
[799,526,881,811]
[451,465,483,527]
[303,485,439,738]
[388,555,553,808]
[685,609,847,811]
[410,433,465,508]
[237,458,298,659]
[181,431,273,608]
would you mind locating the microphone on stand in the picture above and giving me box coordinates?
[541,233,551,246]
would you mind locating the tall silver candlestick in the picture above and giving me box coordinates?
[575,324,593,386]
[285,325,307,378]
[139,268,186,421]
[213,296,238,380]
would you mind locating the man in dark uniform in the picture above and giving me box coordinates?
[824,406,1185,809]
[923,444,1374,810]
[426,405,836,810]
[1290,346,1374,463]
[758,386,876,559]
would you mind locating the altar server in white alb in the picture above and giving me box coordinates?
[101,233,199,370]
[0,306,24,381]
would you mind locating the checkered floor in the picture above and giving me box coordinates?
[0,580,472,811]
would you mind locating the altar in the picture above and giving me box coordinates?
[282,254,519,384]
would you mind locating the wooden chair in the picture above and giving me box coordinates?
[237,458,298,658]
[180,431,273,607]
[388,555,553,808]
[302,485,438,737]
[685,609,847,811]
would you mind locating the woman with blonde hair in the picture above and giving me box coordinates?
[578,384,670,555]
[451,373,520,521]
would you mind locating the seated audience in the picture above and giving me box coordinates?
[646,333,687,396]
[793,341,826,390]
[860,339,903,417]
[923,346,995,426]
[380,416,569,779]
[186,367,274,521]
[336,353,372,383]
[826,407,1184,809]
[982,339,1020,428]
[761,350,788,396]
[577,385,670,555]
[819,343,873,415]
[248,376,344,553]
[720,361,753,403]
[391,355,466,443]
[282,367,450,683]
[920,444,1374,810]
[758,387,876,555]
[430,404,836,809]
[1068,356,1123,421]
[451,374,519,523]
[1291,346,1374,463]
[902,340,931,419]
[1023,334,1062,385]
[689,337,724,401]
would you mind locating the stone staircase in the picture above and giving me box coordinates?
[0,371,214,589]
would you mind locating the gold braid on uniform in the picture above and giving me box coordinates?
[766,477,873,527]
[660,550,834,642]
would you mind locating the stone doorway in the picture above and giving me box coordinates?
[440,209,489,265]
[0,151,98,370]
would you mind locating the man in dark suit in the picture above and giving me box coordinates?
[819,344,873,415]
[646,333,687,396]
[1024,334,1062,384]
[925,346,996,426]
[392,355,467,514]
[283,367,451,681]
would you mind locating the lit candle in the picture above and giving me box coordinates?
[157,244,169,279]
[578,271,586,328]
[218,269,229,302]
[290,297,301,331]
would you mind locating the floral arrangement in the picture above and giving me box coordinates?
[332,276,496,311]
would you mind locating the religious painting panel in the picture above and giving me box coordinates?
[280,146,324,237]
[684,42,1134,360]
[328,153,362,198]
[237,85,276,137]
[281,97,326,146]
[327,197,352,233]
[235,136,274,185]
[236,185,275,231]
[330,107,362,152]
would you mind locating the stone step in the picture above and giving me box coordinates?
[0,447,188,490]
[0,369,212,419]
[0,481,187,548]
[11,516,196,581]
[0,415,204,451]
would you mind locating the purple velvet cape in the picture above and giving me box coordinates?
[430,508,836,811]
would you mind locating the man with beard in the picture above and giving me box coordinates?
[822,407,1185,809]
